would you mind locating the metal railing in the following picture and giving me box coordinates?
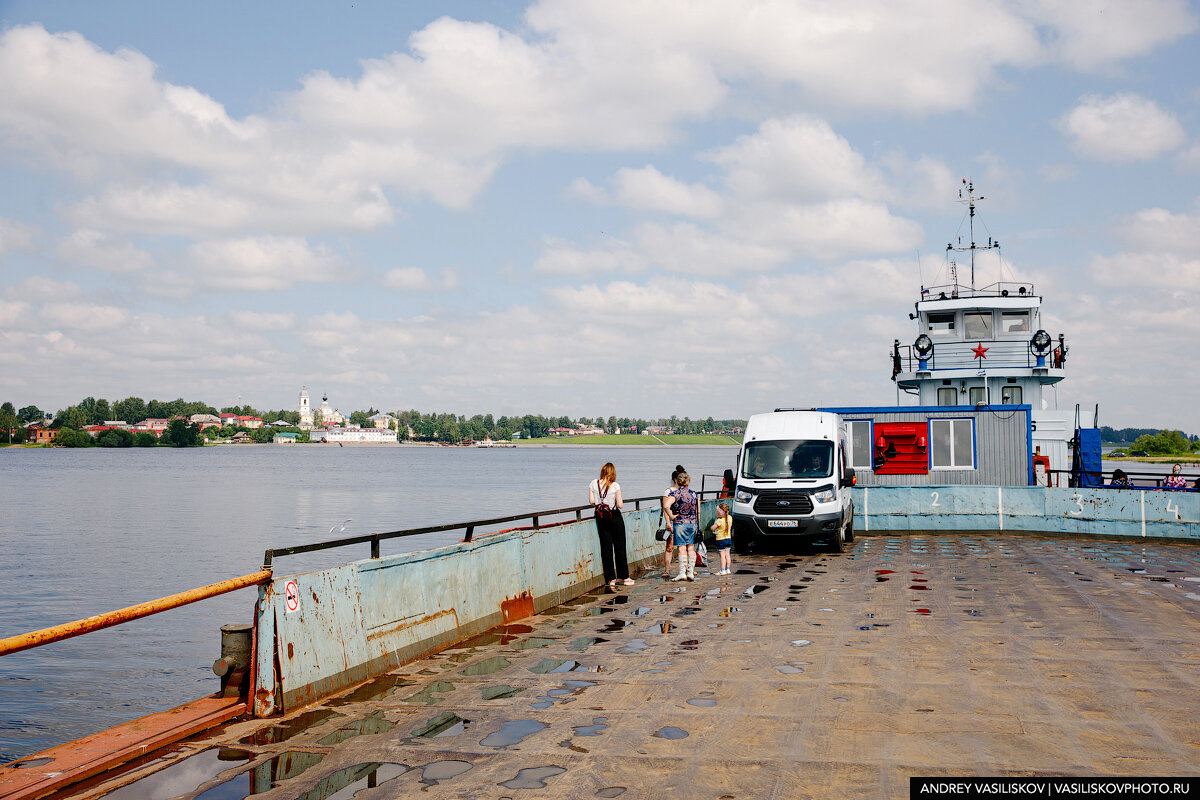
[1045,468,1198,490]
[262,491,728,568]
[0,570,272,658]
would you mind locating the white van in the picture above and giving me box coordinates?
[732,409,857,553]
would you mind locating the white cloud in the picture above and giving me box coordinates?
[382,267,460,292]
[0,218,37,258]
[536,223,788,276]
[40,302,130,333]
[56,229,154,272]
[730,199,922,260]
[2,276,83,302]
[611,166,722,218]
[706,116,886,203]
[1176,142,1200,172]
[1117,205,1200,254]
[187,236,345,292]
[1019,0,1197,71]
[565,177,608,203]
[1057,93,1186,163]
[1091,252,1200,292]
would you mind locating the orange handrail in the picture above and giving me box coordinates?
[0,569,272,657]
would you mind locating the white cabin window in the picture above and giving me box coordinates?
[927,312,956,337]
[963,311,993,339]
[968,386,987,405]
[1000,311,1030,334]
[847,420,873,469]
[930,418,975,469]
[1001,385,1022,404]
[937,387,957,405]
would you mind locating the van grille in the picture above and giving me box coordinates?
[752,489,814,516]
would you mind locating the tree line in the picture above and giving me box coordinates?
[0,396,747,446]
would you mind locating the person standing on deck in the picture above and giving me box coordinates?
[662,465,684,579]
[667,470,699,582]
[590,462,633,587]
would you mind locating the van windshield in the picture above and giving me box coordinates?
[742,440,834,479]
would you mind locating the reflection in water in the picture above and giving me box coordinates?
[480,720,548,748]
[99,748,254,800]
[499,765,567,789]
[316,711,395,746]
[420,760,473,786]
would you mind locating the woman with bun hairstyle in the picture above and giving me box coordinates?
[589,462,632,586]
[662,465,684,579]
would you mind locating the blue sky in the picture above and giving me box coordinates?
[0,0,1197,429]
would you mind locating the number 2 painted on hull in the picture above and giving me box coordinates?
[931,491,939,507]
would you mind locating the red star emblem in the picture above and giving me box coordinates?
[971,342,989,360]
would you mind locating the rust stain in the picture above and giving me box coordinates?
[501,592,535,623]
[287,642,294,660]
[365,607,458,641]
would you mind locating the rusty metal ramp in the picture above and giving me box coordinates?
[43,535,1200,799]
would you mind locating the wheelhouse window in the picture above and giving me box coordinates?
[926,312,956,337]
[1001,385,1023,404]
[1000,311,1030,334]
[846,420,872,469]
[963,311,993,339]
[743,440,834,479]
[937,387,957,405]
[968,386,987,405]
[930,419,974,469]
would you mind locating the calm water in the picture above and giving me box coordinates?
[0,444,736,762]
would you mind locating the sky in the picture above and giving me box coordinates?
[0,0,1197,430]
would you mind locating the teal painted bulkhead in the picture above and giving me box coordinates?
[254,501,720,716]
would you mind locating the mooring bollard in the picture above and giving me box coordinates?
[213,622,254,698]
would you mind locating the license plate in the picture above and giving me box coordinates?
[767,520,798,528]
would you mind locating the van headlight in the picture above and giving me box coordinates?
[812,486,835,504]
[735,488,755,503]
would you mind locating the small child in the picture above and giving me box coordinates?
[710,502,733,575]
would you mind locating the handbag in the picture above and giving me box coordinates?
[654,511,669,542]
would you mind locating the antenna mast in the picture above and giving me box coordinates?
[947,179,999,292]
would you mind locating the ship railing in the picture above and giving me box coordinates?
[261,490,729,568]
[0,490,736,658]
[895,339,1061,373]
[0,570,272,658]
[1044,468,1198,490]
[920,281,1036,300]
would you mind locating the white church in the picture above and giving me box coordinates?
[297,387,396,443]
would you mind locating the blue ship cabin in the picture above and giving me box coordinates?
[820,405,1033,487]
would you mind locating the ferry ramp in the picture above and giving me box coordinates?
[51,533,1200,800]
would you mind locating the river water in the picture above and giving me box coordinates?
[0,444,737,762]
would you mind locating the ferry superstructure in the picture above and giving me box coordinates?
[891,181,1073,469]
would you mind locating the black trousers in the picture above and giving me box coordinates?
[595,512,629,582]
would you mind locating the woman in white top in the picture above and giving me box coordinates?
[589,462,632,586]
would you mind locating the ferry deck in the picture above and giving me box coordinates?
[28,532,1200,800]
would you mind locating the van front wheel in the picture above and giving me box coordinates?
[830,518,846,553]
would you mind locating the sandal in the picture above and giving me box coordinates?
[607,580,617,587]
[622,578,635,585]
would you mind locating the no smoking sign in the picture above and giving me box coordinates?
[284,579,300,613]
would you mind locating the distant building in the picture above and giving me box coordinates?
[298,387,314,429]
[309,427,397,444]
[368,413,397,430]
[238,416,264,430]
[190,413,221,430]
[274,431,299,444]
[317,393,345,426]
